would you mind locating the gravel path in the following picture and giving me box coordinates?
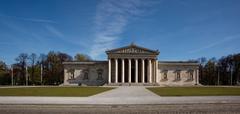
[1,104,240,114]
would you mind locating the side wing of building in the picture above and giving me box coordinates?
[63,61,108,86]
[158,61,199,86]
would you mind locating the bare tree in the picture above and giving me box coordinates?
[15,53,28,85]
[28,53,37,85]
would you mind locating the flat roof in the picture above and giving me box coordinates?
[159,61,199,65]
[159,61,198,63]
[63,61,107,65]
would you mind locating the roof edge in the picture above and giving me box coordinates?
[106,43,159,54]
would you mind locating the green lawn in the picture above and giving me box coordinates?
[0,87,114,97]
[147,87,240,96]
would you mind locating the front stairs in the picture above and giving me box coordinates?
[105,83,160,86]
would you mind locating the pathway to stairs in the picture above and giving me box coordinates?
[92,86,159,98]
[89,86,160,104]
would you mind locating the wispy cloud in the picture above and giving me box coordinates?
[44,24,88,48]
[0,13,56,23]
[0,20,41,41]
[89,0,159,59]
[0,19,80,48]
[188,34,240,53]
[18,17,56,23]
[45,25,64,38]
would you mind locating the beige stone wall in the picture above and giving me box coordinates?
[63,62,108,86]
[157,63,199,86]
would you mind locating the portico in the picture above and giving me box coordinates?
[106,43,159,84]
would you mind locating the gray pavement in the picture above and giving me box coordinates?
[1,104,240,114]
[0,86,240,104]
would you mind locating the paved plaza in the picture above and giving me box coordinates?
[0,86,240,105]
[1,104,240,114]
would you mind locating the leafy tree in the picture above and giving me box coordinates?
[74,53,91,61]
[204,59,217,85]
[197,57,207,84]
[0,60,10,85]
[0,61,7,71]
[44,51,72,85]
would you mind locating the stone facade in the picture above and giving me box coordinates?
[158,62,199,86]
[63,61,108,86]
[63,44,199,86]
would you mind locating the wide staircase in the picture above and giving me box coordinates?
[106,83,159,86]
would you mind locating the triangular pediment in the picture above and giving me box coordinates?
[106,43,159,54]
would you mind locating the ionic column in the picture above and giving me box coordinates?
[197,69,199,84]
[142,59,145,83]
[108,59,111,83]
[115,59,118,83]
[122,59,125,83]
[195,69,199,85]
[194,70,197,84]
[152,60,155,82]
[149,59,152,83]
[135,59,138,83]
[128,59,131,83]
[156,59,159,83]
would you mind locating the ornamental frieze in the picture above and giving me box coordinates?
[115,48,150,54]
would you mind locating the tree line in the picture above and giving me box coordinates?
[0,51,91,85]
[198,53,240,85]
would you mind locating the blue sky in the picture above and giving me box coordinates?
[0,0,240,64]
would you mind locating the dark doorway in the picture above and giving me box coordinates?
[118,59,122,83]
[131,59,135,82]
[124,59,128,83]
[145,59,148,82]
[138,59,141,82]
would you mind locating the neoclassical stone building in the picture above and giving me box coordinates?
[63,44,199,86]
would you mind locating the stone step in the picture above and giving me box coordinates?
[105,83,160,86]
